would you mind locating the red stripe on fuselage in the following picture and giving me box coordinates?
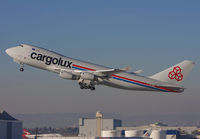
[72,64,95,71]
[72,64,177,92]
[112,75,177,92]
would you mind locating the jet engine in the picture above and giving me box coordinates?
[59,71,77,80]
[80,72,95,80]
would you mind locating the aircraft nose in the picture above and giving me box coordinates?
[5,48,11,55]
[5,47,15,57]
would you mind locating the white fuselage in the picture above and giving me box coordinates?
[6,44,183,93]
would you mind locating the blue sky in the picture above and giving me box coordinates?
[0,1,200,116]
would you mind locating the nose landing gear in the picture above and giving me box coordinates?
[19,64,24,72]
[20,68,24,72]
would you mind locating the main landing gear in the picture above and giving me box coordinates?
[79,80,96,91]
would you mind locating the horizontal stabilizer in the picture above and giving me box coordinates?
[134,69,143,74]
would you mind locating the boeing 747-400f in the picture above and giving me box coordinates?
[6,44,195,92]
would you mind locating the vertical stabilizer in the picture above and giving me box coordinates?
[150,60,195,85]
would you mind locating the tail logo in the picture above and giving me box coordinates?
[168,66,183,81]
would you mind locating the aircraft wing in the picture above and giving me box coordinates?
[47,66,131,77]
[93,66,131,77]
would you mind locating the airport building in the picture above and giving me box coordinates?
[79,111,122,137]
[77,112,181,139]
[23,111,200,139]
[77,112,198,139]
[0,110,23,139]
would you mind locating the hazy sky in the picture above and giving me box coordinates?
[0,1,200,116]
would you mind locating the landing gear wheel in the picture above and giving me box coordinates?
[19,64,24,72]
[20,68,24,72]
[90,87,95,91]
[78,79,96,90]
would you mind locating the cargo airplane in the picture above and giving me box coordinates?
[6,44,195,92]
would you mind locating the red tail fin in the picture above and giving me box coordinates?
[22,129,31,138]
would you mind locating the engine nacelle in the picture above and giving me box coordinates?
[80,72,95,80]
[59,71,77,80]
